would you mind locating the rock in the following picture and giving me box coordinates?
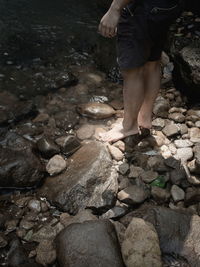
[39,142,118,214]
[168,112,185,123]
[147,155,168,172]
[186,115,199,123]
[0,235,8,248]
[189,127,200,143]
[107,145,124,161]
[121,218,162,267]
[151,187,170,203]
[185,187,200,206]
[119,178,132,191]
[76,124,95,140]
[187,109,200,118]
[111,221,126,245]
[145,207,200,266]
[35,240,56,266]
[170,168,187,185]
[54,110,79,131]
[56,220,125,267]
[153,96,170,118]
[175,147,193,162]
[46,155,67,176]
[152,118,165,130]
[128,166,143,179]
[60,209,97,228]
[109,99,124,110]
[188,159,200,175]
[195,121,200,127]
[37,137,60,159]
[117,185,149,205]
[174,139,193,148]
[112,140,125,152]
[171,185,185,202]
[178,123,188,135]
[101,203,128,220]
[0,91,37,126]
[140,170,158,183]
[33,113,49,123]
[76,102,116,119]
[19,220,35,230]
[27,200,41,213]
[55,135,81,156]
[169,107,187,114]
[0,133,45,188]
[162,123,179,137]
[118,162,129,175]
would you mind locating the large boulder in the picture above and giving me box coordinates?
[39,141,118,214]
[145,207,200,266]
[0,132,45,188]
[55,220,125,267]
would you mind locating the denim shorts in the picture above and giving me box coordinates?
[116,0,184,70]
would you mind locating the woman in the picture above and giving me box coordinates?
[98,0,183,150]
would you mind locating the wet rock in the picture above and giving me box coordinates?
[76,102,116,119]
[174,139,193,148]
[56,220,125,267]
[28,199,41,213]
[189,127,200,143]
[162,123,179,137]
[153,96,170,118]
[152,118,165,130]
[145,207,200,266]
[46,155,67,176]
[168,112,185,123]
[171,185,185,202]
[37,137,60,159]
[54,110,79,131]
[175,147,193,162]
[118,185,149,205]
[55,135,81,156]
[76,124,95,140]
[35,240,56,266]
[151,187,170,204]
[121,218,162,267]
[107,144,124,161]
[39,142,118,214]
[0,91,37,126]
[140,170,158,183]
[0,133,45,188]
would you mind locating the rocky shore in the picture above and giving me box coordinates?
[0,48,200,266]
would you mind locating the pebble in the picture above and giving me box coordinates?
[28,199,41,213]
[128,165,144,179]
[176,147,193,162]
[76,124,95,140]
[107,145,124,161]
[46,155,67,176]
[189,127,200,143]
[118,185,149,205]
[118,162,129,175]
[112,140,125,152]
[140,170,158,183]
[162,124,179,137]
[171,185,185,202]
[152,118,165,130]
[151,187,170,203]
[174,139,193,148]
[36,240,56,266]
[168,112,185,123]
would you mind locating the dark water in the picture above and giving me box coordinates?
[0,0,116,97]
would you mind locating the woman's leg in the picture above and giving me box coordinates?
[100,65,145,142]
[138,60,161,129]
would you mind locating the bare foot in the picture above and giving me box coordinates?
[99,121,139,143]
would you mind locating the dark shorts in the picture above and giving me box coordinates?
[116,0,184,70]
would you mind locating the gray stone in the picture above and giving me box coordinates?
[168,112,185,123]
[174,139,193,148]
[176,147,193,162]
[170,168,186,185]
[171,185,185,202]
[76,124,95,140]
[189,127,200,143]
[162,124,179,137]
[185,187,200,206]
[56,220,125,267]
[128,165,143,179]
[151,187,170,204]
[27,199,41,213]
[39,142,118,214]
[55,135,81,156]
[35,240,56,266]
[118,162,129,175]
[152,118,165,130]
[121,218,162,267]
[46,155,67,176]
[37,137,60,159]
[54,110,79,131]
[118,185,149,205]
[140,170,158,183]
[153,96,170,118]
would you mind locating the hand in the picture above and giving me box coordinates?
[98,8,120,38]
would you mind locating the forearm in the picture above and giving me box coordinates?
[110,0,133,12]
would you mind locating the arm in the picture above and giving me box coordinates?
[98,0,133,38]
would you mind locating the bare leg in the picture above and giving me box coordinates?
[99,66,145,142]
[138,60,161,129]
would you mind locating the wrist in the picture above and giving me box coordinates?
[110,3,122,13]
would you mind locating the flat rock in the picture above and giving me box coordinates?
[46,155,67,176]
[162,124,179,137]
[145,207,200,266]
[55,220,125,267]
[121,218,162,267]
[171,185,185,202]
[118,185,149,205]
[39,142,118,214]
[174,139,193,148]
[76,102,116,119]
